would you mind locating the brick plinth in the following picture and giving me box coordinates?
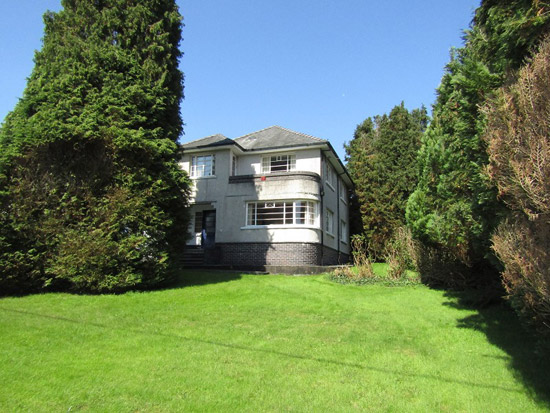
[215,242,349,267]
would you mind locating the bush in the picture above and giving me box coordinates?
[331,234,420,286]
[492,217,550,332]
[384,227,418,280]
[482,37,550,333]
[332,236,375,282]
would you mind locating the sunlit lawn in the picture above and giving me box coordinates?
[0,270,548,411]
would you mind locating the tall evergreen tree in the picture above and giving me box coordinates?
[483,37,550,333]
[0,0,190,294]
[406,0,550,288]
[346,103,427,258]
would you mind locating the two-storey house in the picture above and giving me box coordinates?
[180,126,352,268]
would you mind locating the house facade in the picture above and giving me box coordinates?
[180,126,352,268]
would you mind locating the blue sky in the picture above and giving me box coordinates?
[0,1,479,160]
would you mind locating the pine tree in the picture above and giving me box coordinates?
[482,37,550,333]
[0,0,190,294]
[406,0,550,288]
[346,103,427,258]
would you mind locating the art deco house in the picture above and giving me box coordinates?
[180,126,352,268]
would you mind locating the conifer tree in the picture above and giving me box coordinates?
[406,0,550,288]
[346,103,427,258]
[483,37,550,333]
[0,0,190,294]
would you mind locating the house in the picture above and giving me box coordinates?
[179,126,352,269]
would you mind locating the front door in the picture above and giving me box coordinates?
[201,210,216,248]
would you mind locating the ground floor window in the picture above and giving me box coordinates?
[325,208,334,235]
[340,219,347,242]
[247,200,317,226]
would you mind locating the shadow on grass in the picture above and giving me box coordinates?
[443,291,550,405]
[0,305,531,395]
[167,269,243,288]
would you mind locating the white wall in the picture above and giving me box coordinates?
[181,147,349,252]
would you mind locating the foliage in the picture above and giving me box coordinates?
[2,272,547,411]
[0,0,190,294]
[331,235,419,286]
[482,37,550,334]
[406,0,550,288]
[384,226,418,279]
[345,103,427,258]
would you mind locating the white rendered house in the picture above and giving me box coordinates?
[180,126,352,268]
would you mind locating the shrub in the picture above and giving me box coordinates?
[332,236,375,282]
[331,233,420,286]
[492,217,550,332]
[482,37,550,333]
[385,227,418,280]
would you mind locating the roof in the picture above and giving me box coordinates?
[180,134,235,150]
[181,126,353,187]
[234,126,327,151]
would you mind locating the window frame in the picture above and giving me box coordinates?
[245,200,318,227]
[325,208,334,236]
[231,154,238,176]
[190,154,215,178]
[326,162,336,190]
[339,179,348,203]
[340,219,347,243]
[261,154,296,174]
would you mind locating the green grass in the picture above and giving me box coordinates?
[1,270,548,412]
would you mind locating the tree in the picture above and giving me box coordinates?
[0,0,190,294]
[345,103,427,258]
[482,37,550,333]
[406,0,550,288]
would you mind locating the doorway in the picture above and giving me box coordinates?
[201,210,216,248]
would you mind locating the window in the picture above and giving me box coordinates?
[231,155,238,176]
[247,200,317,226]
[325,209,334,235]
[326,162,336,189]
[340,220,347,242]
[261,154,296,174]
[191,154,215,177]
[339,180,347,203]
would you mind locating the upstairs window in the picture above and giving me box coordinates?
[326,162,336,189]
[247,200,316,226]
[191,154,215,177]
[231,155,238,176]
[339,179,348,203]
[261,154,296,174]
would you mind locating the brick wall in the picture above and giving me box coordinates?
[216,242,349,267]
[322,245,350,266]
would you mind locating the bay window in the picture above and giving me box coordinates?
[247,200,317,226]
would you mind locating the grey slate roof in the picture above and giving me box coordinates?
[180,133,235,149]
[181,125,353,187]
[234,126,327,151]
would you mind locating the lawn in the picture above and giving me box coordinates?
[0,270,548,412]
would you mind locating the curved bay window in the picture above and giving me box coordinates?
[247,200,317,226]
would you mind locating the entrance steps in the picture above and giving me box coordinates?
[182,247,205,267]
